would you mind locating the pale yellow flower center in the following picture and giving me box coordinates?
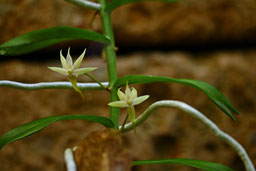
[127,99,132,105]
[67,69,73,75]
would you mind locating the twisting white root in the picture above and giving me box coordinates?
[0,80,108,90]
[64,0,101,10]
[120,100,255,171]
[64,148,77,171]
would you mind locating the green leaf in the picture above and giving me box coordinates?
[113,75,239,120]
[0,26,110,56]
[0,115,114,150]
[105,0,177,12]
[132,158,233,171]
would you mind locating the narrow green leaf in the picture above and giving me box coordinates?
[113,75,239,120]
[132,158,233,171]
[0,115,114,150]
[106,0,177,12]
[0,26,110,56]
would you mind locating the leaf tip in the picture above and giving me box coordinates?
[232,107,239,115]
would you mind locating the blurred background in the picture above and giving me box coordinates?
[0,0,256,170]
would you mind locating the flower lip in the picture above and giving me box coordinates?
[127,99,132,105]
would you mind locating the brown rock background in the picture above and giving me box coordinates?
[0,0,256,45]
[0,51,256,170]
[0,0,256,171]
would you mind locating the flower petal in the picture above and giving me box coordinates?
[133,95,150,106]
[48,67,68,76]
[66,47,73,69]
[73,67,98,76]
[131,87,137,99]
[68,76,84,101]
[125,82,132,101]
[128,106,136,134]
[60,49,67,69]
[108,101,128,108]
[127,106,135,122]
[117,88,126,101]
[73,48,86,69]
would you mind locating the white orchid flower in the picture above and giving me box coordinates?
[108,83,149,132]
[48,48,97,100]
[48,47,97,77]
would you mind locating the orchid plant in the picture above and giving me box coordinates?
[0,0,254,171]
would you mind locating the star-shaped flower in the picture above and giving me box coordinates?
[108,83,149,131]
[108,83,149,108]
[48,48,97,100]
[48,47,97,77]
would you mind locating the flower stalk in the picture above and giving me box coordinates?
[84,73,107,90]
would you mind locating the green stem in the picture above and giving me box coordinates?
[84,73,107,90]
[99,0,119,129]
[121,114,129,132]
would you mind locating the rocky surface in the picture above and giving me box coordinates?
[0,0,256,46]
[0,50,256,170]
[73,129,131,171]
